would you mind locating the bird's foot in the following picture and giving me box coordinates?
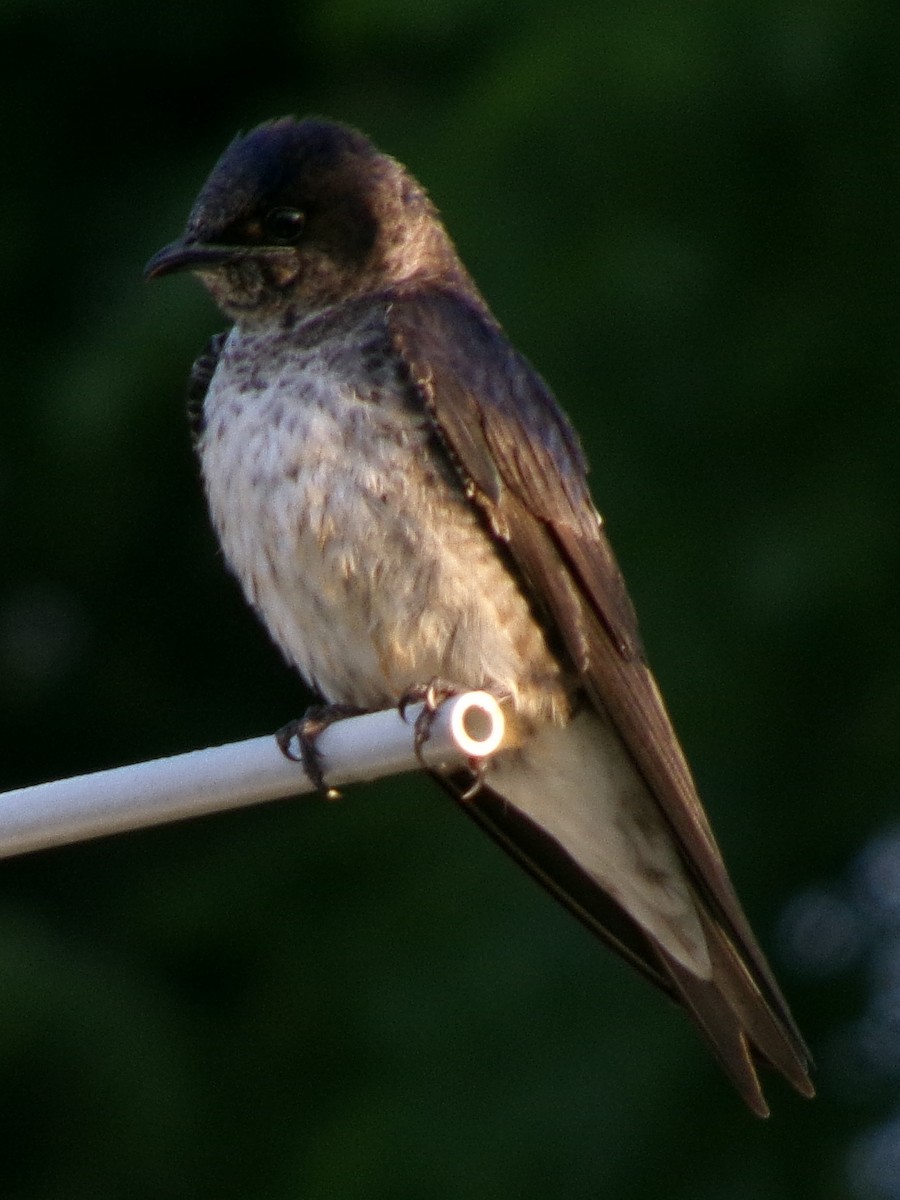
[398,680,488,798]
[276,704,367,800]
[398,678,462,764]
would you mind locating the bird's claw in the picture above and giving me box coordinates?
[276,703,366,800]
[398,679,461,767]
[397,680,488,799]
[457,758,487,801]
[397,678,458,724]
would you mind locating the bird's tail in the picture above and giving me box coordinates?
[435,709,813,1114]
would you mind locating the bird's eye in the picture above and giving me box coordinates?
[263,207,306,244]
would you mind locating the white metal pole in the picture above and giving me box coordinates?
[0,692,505,859]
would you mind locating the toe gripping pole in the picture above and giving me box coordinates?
[0,692,506,860]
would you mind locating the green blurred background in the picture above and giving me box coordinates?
[1,1,898,1196]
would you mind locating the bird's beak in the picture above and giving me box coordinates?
[143,239,247,281]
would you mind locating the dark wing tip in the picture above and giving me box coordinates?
[661,912,814,1114]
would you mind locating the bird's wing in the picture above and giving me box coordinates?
[386,285,812,1111]
[186,331,228,444]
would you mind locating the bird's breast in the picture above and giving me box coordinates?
[197,321,569,722]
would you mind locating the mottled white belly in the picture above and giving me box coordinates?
[198,339,567,720]
[198,331,707,973]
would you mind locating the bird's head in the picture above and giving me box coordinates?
[145,117,467,323]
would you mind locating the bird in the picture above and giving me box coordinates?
[145,116,813,1116]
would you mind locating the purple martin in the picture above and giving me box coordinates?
[145,117,813,1115]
